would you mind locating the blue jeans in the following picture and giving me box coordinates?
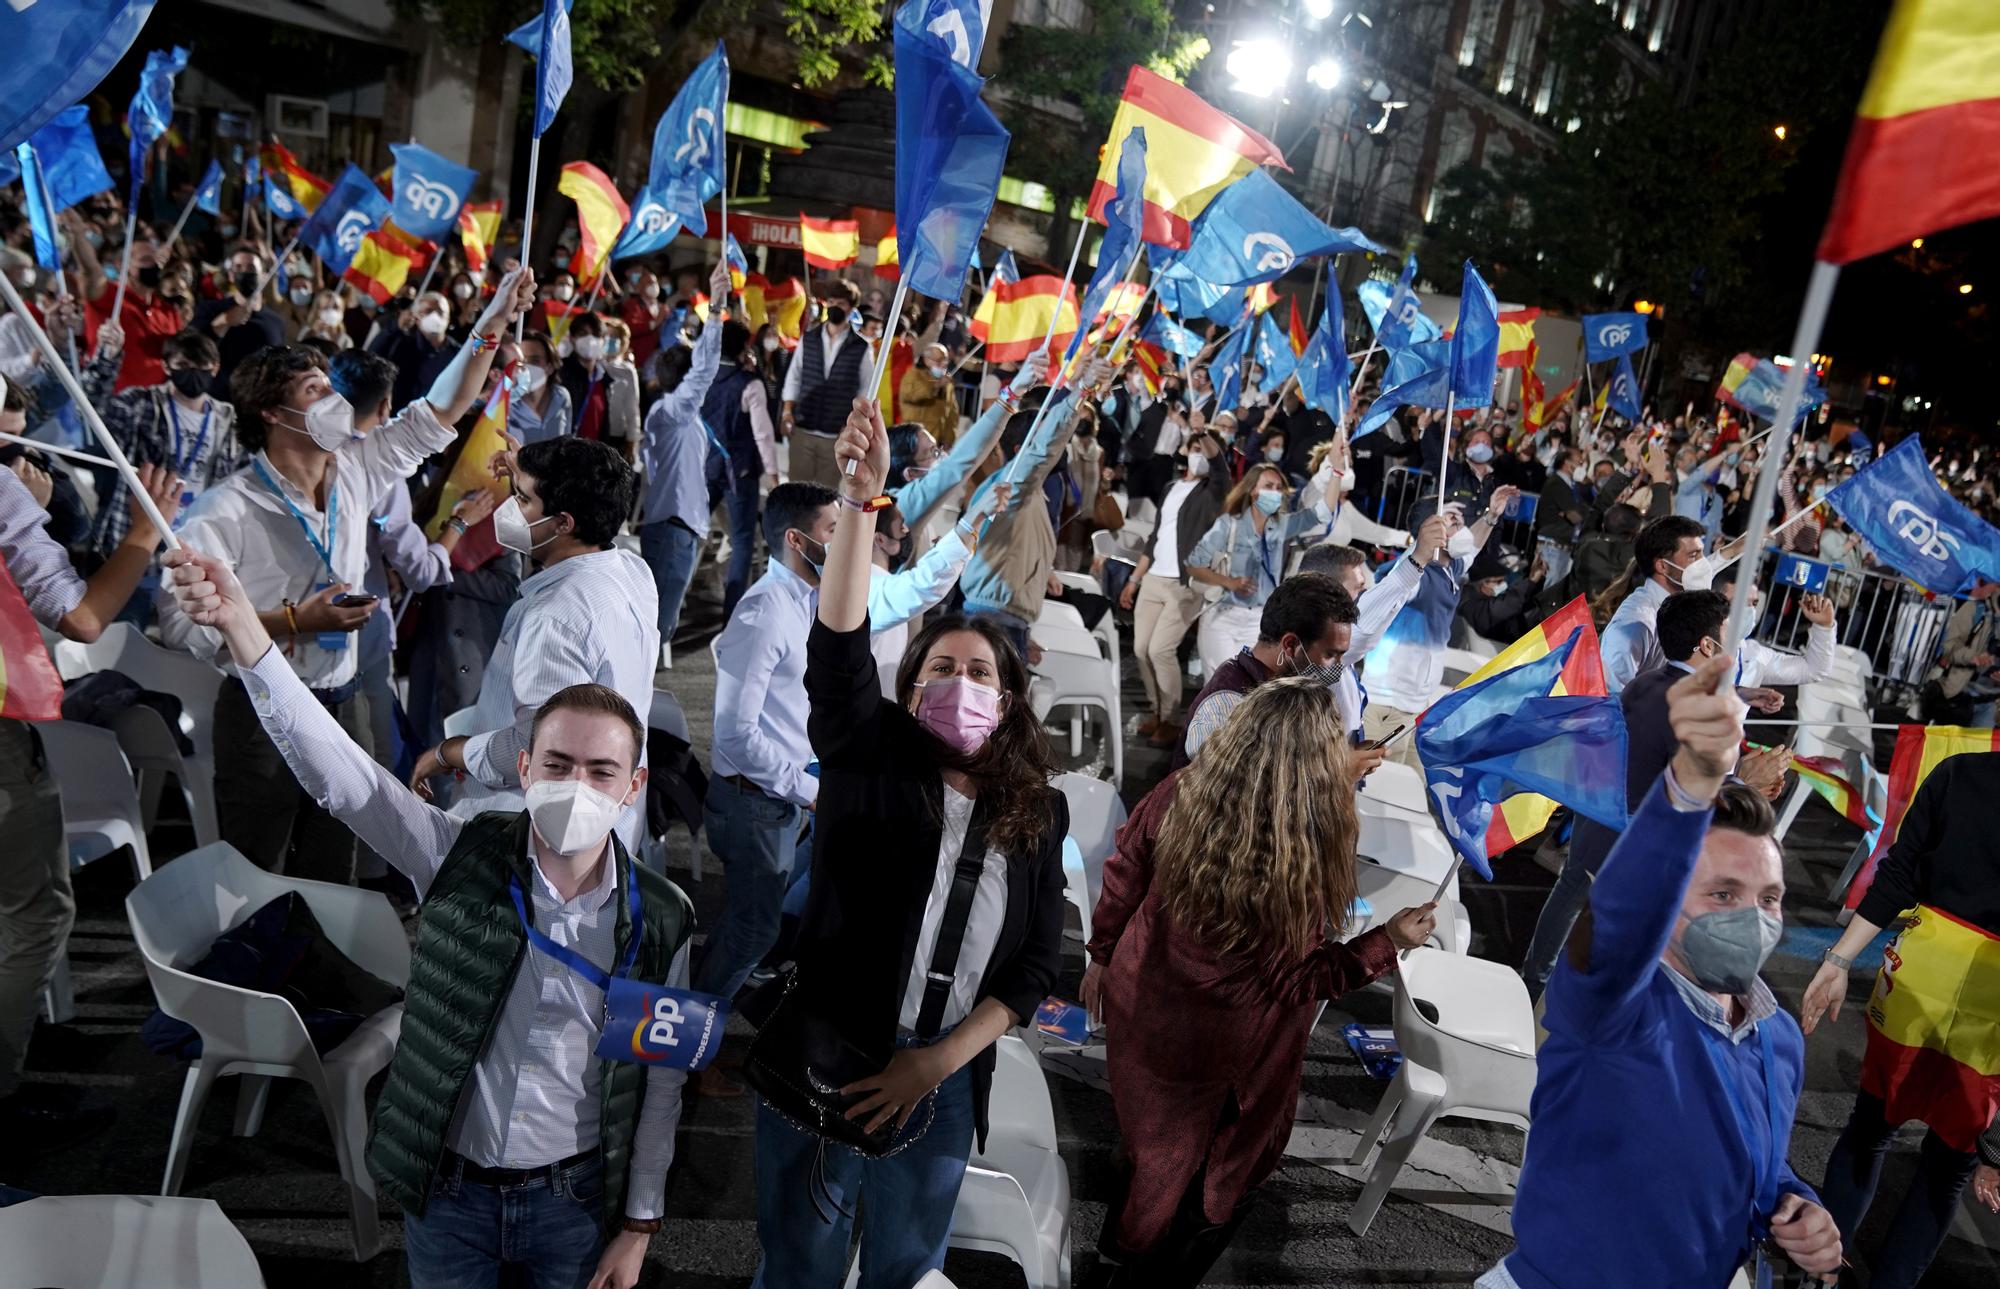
[694,776,802,1002]
[723,472,761,621]
[752,1033,976,1289]
[403,1153,606,1289]
[1520,818,1603,1000]
[638,518,701,646]
[1819,1091,1981,1289]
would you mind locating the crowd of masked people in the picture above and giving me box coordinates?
[0,187,1995,1289]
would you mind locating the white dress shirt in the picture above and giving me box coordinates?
[1602,577,1674,694]
[1737,624,1836,688]
[897,785,1009,1033]
[158,401,456,690]
[712,561,819,806]
[1339,555,1428,732]
[237,645,685,1218]
[868,528,974,695]
[778,325,853,404]
[0,464,85,626]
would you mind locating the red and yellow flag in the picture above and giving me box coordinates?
[1132,337,1168,396]
[739,272,768,330]
[971,274,1080,363]
[343,230,417,304]
[426,367,513,543]
[1497,307,1539,369]
[458,201,503,276]
[874,227,899,281]
[800,215,860,270]
[763,276,807,344]
[557,162,630,290]
[1087,66,1287,248]
[1446,596,1608,857]
[1817,1,2000,263]
[1861,905,2000,1152]
[0,558,61,721]
[1286,299,1310,357]
[1083,280,1147,348]
[1845,725,2000,913]
[258,140,331,214]
[1245,282,1279,316]
[537,299,585,348]
[1790,753,1881,831]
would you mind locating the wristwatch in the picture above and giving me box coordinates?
[620,1216,662,1235]
[1821,948,1855,971]
[835,491,893,514]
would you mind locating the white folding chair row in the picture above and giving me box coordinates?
[1029,624,1123,785]
[128,843,410,1261]
[0,1195,266,1289]
[1089,527,1143,569]
[1348,948,1536,1235]
[65,623,225,848]
[1048,571,1120,674]
[36,721,151,1023]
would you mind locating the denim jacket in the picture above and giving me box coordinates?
[1186,470,1337,610]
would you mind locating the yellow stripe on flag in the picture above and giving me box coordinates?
[801,216,859,269]
[557,163,631,289]
[971,275,1080,362]
[427,374,513,540]
[1855,2,2000,120]
[343,231,415,304]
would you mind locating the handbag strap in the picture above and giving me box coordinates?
[914,799,993,1039]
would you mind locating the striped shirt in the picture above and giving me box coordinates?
[239,644,685,1219]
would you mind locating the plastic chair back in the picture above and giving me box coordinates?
[649,688,690,743]
[1394,949,1537,1117]
[980,1035,1058,1156]
[443,706,479,739]
[1053,771,1126,872]
[0,1195,266,1288]
[35,720,150,874]
[82,624,223,761]
[1359,761,1429,815]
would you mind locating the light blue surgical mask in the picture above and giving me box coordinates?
[1254,491,1284,516]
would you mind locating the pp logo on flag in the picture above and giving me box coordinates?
[673,109,717,168]
[632,201,673,234]
[336,211,372,253]
[1242,232,1295,275]
[1596,321,1634,350]
[402,176,462,224]
[1887,501,1963,562]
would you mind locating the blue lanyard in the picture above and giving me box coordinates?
[251,458,339,576]
[166,398,212,478]
[1698,1021,1784,1238]
[1255,523,1278,589]
[508,860,643,993]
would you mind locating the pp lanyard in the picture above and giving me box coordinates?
[251,458,339,577]
[1699,1023,1785,1266]
[508,863,644,997]
[1254,524,1278,590]
[166,398,212,478]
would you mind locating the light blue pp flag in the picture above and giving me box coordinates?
[1172,167,1384,287]
[1581,311,1648,363]
[647,40,729,241]
[1607,352,1643,422]
[1823,437,2000,594]
[894,3,1009,303]
[1251,311,1296,393]
[1065,125,1144,363]
[126,46,188,204]
[532,0,573,139]
[1295,286,1350,418]
[610,186,681,260]
[390,142,478,242]
[193,158,225,216]
[0,0,156,156]
[1447,260,1500,409]
[298,164,391,276]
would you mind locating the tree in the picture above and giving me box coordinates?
[993,0,1208,256]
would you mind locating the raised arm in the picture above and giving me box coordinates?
[421,268,537,425]
[896,350,1046,532]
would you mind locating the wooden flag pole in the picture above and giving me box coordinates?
[514,134,544,343]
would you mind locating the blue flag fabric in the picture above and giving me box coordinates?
[30,107,114,213]
[1251,313,1296,393]
[265,173,308,222]
[1357,269,1439,350]
[611,187,681,260]
[992,247,1019,284]
[1823,437,2000,594]
[126,46,188,202]
[193,158,225,216]
[1448,260,1500,408]
[298,164,390,276]
[1728,358,1827,426]
[1150,244,1244,324]
[1355,338,1450,437]
[646,40,729,242]
[16,145,64,272]
[894,3,1010,303]
[1295,286,1350,418]
[1208,320,1251,412]
[1140,309,1204,360]
[1581,311,1648,363]
[724,233,748,279]
[244,153,261,187]
[1171,167,1385,287]
[1417,631,1630,879]
[1065,127,1145,363]
[390,142,477,241]
[1607,352,1643,422]
[0,151,18,189]
[0,0,156,156]
[533,0,574,139]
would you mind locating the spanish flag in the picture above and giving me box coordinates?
[1245,282,1279,316]
[1861,905,2000,1152]
[764,276,807,344]
[1286,299,1310,357]
[1087,66,1287,249]
[0,558,61,721]
[740,271,768,330]
[258,140,331,214]
[1844,724,2000,914]
[1817,1,2000,264]
[1715,352,1761,410]
[557,162,630,290]
[1497,307,1539,369]
[343,229,417,304]
[1132,336,1168,396]
[426,367,513,543]
[1790,752,1881,831]
[874,227,899,281]
[800,215,860,270]
[971,274,1080,363]
[1444,596,1607,858]
[537,299,585,348]
[1083,280,1147,347]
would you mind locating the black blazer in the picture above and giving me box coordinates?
[1567,661,1682,877]
[796,618,1068,1149]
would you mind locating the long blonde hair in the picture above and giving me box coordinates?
[1152,677,1359,963]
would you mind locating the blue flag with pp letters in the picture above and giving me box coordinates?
[1172,167,1384,287]
[1726,357,1826,426]
[1417,631,1629,880]
[126,46,188,204]
[1357,261,1439,350]
[193,158,225,216]
[1448,260,1500,408]
[1150,244,1244,324]
[1355,338,1449,437]
[298,164,390,275]
[1823,437,2000,594]
[1607,352,1643,422]
[991,247,1019,284]
[597,979,729,1071]
[1209,318,1251,413]
[0,0,156,156]
[611,186,680,260]
[265,173,308,222]
[1141,309,1204,360]
[1295,287,1350,417]
[646,40,729,242]
[532,0,573,138]
[1251,311,1296,393]
[1581,311,1648,363]
[1065,126,1144,363]
[894,2,1010,303]
[29,106,115,214]
[390,142,477,242]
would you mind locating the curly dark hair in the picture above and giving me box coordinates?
[230,344,328,451]
[893,614,1058,857]
[515,437,636,548]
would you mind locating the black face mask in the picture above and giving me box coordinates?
[824,306,849,329]
[232,270,261,297]
[134,265,163,290]
[167,368,211,399]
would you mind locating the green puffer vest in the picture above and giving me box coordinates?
[367,811,693,1232]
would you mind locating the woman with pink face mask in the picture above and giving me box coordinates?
[739,394,1066,1289]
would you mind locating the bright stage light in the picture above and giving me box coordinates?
[1307,59,1342,90]
[1227,40,1291,96]
[1303,0,1335,19]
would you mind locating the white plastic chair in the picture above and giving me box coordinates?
[1347,948,1537,1235]
[951,1034,1072,1288]
[1358,760,1431,816]
[37,719,153,880]
[1030,627,1122,785]
[1053,771,1127,888]
[1438,647,1492,688]
[0,1194,266,1288]
[442,705,480,739]
[127,843,410,1261]
[110,703,216,848]
[1060,837,1093,944]
[74,623,224,848]
[1051,570,1121,678]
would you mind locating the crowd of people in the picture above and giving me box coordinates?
[0,186,1996,1289]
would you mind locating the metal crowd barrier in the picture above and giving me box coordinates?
[1753,552,1953,693]
[1373,465,1536,559]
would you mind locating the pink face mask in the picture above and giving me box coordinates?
[914,676,1003,753]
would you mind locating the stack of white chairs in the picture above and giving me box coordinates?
[128,843,409,1261]
[1346,947,1537,1235]
[1029,613,1123,786]
[952,1034,1073,1288]
[0,1195,265,1288]
[1354,763,1469,955]
[1052,771,1128,943]
[1049,571,1119,669]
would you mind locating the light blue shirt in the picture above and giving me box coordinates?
[510,383,574,445]
[712,561,819,806]
[636,321,723,532]
[958,390,1077,617]
[1602,577,1673,693]
[892,397,1009,536]
[1674,462,1725,546]
[1186,480,1339,611]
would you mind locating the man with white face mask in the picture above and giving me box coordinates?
[368,290,455,412]
[157,267,537,882]
[1600,514,1710,693]
[157,543,693,1289]
[409,436,659,853]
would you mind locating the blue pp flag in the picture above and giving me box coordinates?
[1357,266,1439,350]
[1726,357,1826,426]
[1141,309,1204,360]
[265,173,308,222]
[298,164,390,276]
[1064,126,1144,363]
[1355,338,1449,437]
[1150,243,1245,324]
[1447,260,1500,408]
[724,233,748,280]
[647,40,729,242]
[16,145,64,272]
[29,106,114,213]
[126,46,188,203]
[193,158,225,216]
[1172,168,1384,287]
[1822,437,2000,594]
[991,247,1019,284]
[0,0,156,156]
[894,3,1009,302]
[244,153,261,188]
[1581,311,1648,363]
[1251,312,1296,393]
[1295,286,1350,418]
[1208,319,1251,412]
[611,186,681,260]
[1417,630,1629,879]
[1606,352,1643,422]
[533,0,573,139]
[390,142,477,242]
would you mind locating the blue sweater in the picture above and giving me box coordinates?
[1503,778,1817,1289]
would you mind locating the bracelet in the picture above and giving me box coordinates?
[282,599,299,638]
[1822,948,1855,971]
[447,516,469,535]
[998,387,1021,415]
[835,491,893,514]
[621,1217,662,1235]
[467,332,501,355]
[1661,761,1714,814]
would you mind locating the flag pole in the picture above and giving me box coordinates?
[413,253,443,302]
[162,188,202,263]
[947,338,985,380]
[1722,261,1840,655]
[0,430,118,470]
[1429,854,1463,906]
[514,134,544,343]
[1347,332,1381,407]
[1436,392,1456,513]
[982,225,1095,489]
[108,208,140,331]
[846,270,915,478]
[0,272,177,547]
